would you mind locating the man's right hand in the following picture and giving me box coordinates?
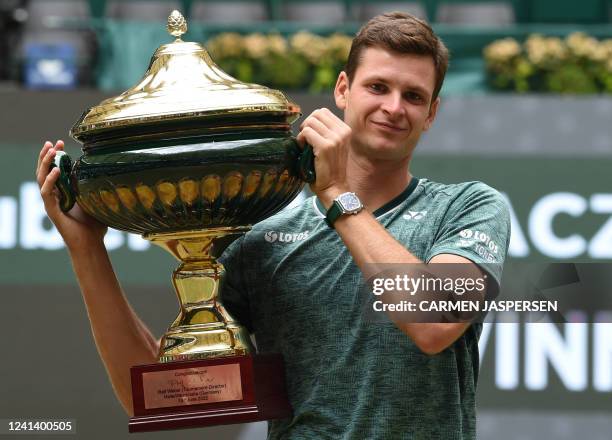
[36,140,107,251]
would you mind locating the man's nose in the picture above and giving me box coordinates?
[381,93,404,117]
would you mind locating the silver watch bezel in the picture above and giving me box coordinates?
[336,192,363,214]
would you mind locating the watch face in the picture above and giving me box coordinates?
[338,192,362,212]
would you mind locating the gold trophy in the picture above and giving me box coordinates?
[52,11,314,432]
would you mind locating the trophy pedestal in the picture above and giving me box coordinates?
[129,354,291,432]
[127,229,292,432]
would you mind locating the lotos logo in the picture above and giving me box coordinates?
[264,231,278,243]
[264,230,310,244]
[459,229,474,239]
[455,228,500,262]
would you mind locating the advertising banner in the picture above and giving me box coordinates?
[1,144,610,414]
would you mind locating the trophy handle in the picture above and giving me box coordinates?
[295,142,316,183]
[50,150,76,212]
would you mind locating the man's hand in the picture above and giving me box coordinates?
[36,140,107,251]
[297,108,352,206]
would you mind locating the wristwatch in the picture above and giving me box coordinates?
[325,192,364,228]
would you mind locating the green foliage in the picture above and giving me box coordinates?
[259,53,310,89]
[546,64,598,94]
[484,33,612,94]
[206,32,352,91]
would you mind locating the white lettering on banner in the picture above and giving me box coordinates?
[0,197,17,249]
[525,321,588,391]
[478,322,492,362]
[588,194,612,258]
[496,321,520,390]
[593,321,612,392]
[528,192,588,258]
[128,233,151,251]
[506,191,612,259]
[1,183,612,258]
[501,192,529,257]
[0,182,149,252]
[480,319,612,392]
[20,182,64,249]
[104,228,124,250]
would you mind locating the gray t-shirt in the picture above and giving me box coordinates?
[219,177,511,440]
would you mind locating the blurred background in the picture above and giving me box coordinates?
[1,1,611,439]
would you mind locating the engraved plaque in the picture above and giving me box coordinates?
[142,363,243,410]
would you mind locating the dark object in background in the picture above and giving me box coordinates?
[17,0,98,87]
[0,0,28,81]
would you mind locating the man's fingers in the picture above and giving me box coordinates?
[38,141,53,161]
[40,167,60,197]
[37,147,57,187]
[300,109,349,144]
[318,111,351,143]
[311,108,343,131]
[297,127,327,154]
[37,140,63,177]
[301,117,329,139]
[40,168,62,213]
[37,141,54,173]
[300,108,335,130]
[36,140,62,168]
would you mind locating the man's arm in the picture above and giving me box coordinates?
[68,242,159,415]
[37,141,159,415]
[297,110,488,355]
[332,211,481,354]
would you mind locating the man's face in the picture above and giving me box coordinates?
[334,46,440,162]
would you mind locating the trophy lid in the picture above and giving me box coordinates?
[71,10,301,144]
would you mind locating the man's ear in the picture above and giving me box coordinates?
[423,97,440,132]
[334,71,349,111]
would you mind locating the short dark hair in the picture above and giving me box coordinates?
[345,12,449,100]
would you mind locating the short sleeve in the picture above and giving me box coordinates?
[425,182,511,290]
[218,235,254,333]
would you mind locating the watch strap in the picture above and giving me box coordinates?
[325,201,343,228]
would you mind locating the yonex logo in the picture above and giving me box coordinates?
[264,230,310,243]
[403,211,427,220]
[457,239,474,248]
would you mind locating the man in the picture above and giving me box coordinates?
[37,12,510,440]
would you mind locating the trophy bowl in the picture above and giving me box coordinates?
[53,10,313,431]
[55,130,306,235]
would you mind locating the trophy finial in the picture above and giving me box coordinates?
[167,10,187,40]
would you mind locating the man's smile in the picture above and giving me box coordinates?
[370,120,409,133]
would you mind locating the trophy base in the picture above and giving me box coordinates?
[129,354,292,433]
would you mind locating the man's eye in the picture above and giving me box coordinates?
[369,84,385,92]
[406,92,424,102]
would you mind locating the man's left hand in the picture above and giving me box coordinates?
[297,108,352,207]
